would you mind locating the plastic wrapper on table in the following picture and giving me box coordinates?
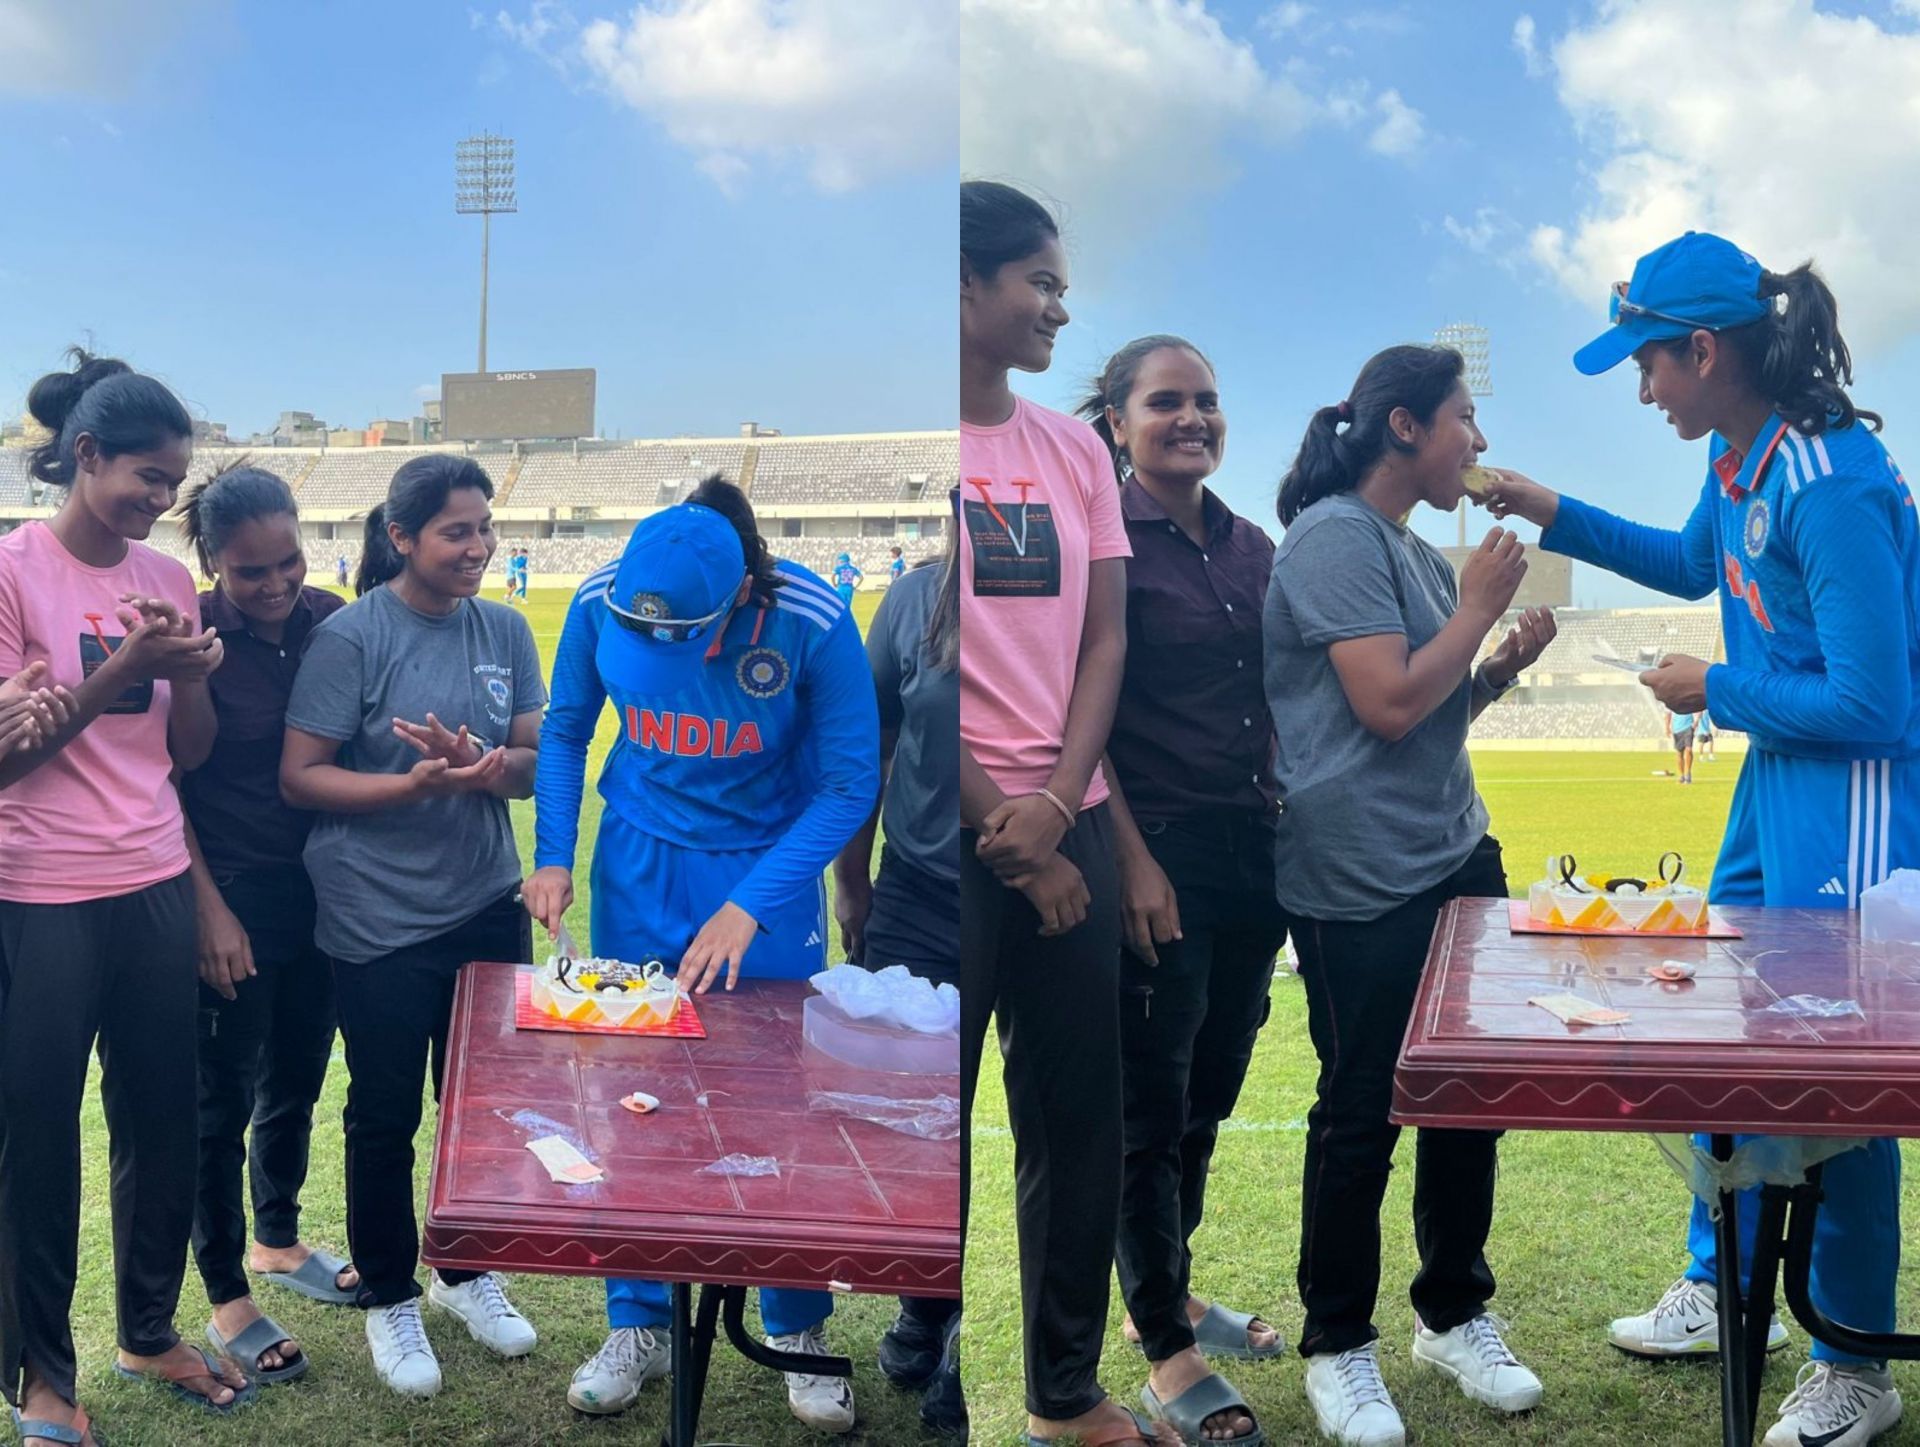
[1651,1133,1868,1216]
[699,1153,781,1178]
[803,994,960,1074]
[807,963,959,1034]
[807,1090,960,1140]
[1762,994,1866,1019]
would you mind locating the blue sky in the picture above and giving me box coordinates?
[962,0,1920,605]
[0,0,956,444]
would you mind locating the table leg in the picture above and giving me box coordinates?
[664,1283,724,1447]
[1711,1135,1754,1447]
[1781,1165,1920,1362]
[1744,1185,1791,1434]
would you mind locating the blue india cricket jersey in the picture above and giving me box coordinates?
[533,559,880,923]
[1546,413,1920,760]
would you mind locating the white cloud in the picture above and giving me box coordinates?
[1367,88,1424,156]
[1443,206,1514,254]
[1896,0,1920,18]
[1259,1,1313,36]
[963,0,1315,256]
[1512,13,1546,77]
[0,0,217,95]
[1529,0,1920,353]
[567,0,955,194]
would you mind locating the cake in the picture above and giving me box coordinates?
[530,954,682,1028]
[1527,852,1710,933]
[1462,466,1499,499]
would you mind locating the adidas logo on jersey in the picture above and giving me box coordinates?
[805,930,821,947]
[623,707,764,758]
[1818,877,1847,897]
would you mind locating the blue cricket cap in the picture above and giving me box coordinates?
[1572,231,1770,376]
[595,503,745,698]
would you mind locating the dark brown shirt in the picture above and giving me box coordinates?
[181,585,344,875]
[1108,479,1278,821]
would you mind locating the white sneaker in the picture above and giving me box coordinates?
[1411,1313,1542,1413]
[1304,1343,1405,1446]
[769,1325,856,1434]
[1762,1362,1903,1447]
[427,1271,538,1357]
[1608,1276,1790,1358]
[366,1299,442,1397]
[567,1327,671,1415]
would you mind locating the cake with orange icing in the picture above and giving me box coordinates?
[1527,852,1709,933]
[530,954,682,1028]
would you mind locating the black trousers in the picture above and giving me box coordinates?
[961,804,1122,1420]
[192,865,338,1306]
[1294,834,1507,1358]
[0,874,199,1408]
[331,889,528,1308]
[1116,810,1289,1363]
[862,843,963,1333]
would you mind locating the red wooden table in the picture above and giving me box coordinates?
[422,962,960,1446]
[1393,900,1920,1446]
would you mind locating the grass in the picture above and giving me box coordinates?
[60,586,933,1446]
[967,746,1920,1445]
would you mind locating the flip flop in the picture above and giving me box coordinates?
[1191,1303,1285,1362]
[206,1315,308,1386]
[111,1345,255,1415]
[1143,1373,1264,1446]
[9,1404,102,1446]
[1023,1406,1169,1446]
[258,1249,356,1306]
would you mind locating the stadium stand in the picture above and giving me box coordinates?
[510,444,751,510]
[749,434,956,504]
[0,451,30,507]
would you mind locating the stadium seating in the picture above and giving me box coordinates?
[510,445,751,509]
[749,435,956,504]
[0,451,31,506]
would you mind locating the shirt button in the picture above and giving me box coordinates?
[1224,603,1234,613]
[1202,553,1210,562]
[1236,659,1245,669]
[1243,717,1252,727]
[1168,524,1178,535]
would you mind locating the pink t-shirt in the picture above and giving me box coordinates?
[961,395,1131,809]
[0,522,198,902]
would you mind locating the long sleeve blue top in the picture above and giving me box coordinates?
[1542,414,1920,759]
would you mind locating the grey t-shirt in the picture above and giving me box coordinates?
[1263,493,1490,921]
[286,585,547,964]
[870,562,958,882]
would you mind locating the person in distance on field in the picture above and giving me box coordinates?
[1074,335,1286,1446]
[281,454,546,1399]
[1481,231,1912,1447]
[1266,343,1553,1447]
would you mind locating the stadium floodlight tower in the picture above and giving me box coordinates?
[455,132,517,373]
[1435,322,1491,545]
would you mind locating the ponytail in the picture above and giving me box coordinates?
[1278,344,1466,526]
[179,458,298,578]
[356,453,495,596]
[1074,335,1213,486]
[683,472,784,606]
[1685,263,1881,436]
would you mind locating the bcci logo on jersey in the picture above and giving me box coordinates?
[1744,498,1771,559]
[736,647,790,699]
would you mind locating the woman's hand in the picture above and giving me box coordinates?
[197,894,256,1002]
[834,871,873,964]
[976,794,1069,881]
[1119,847,1181,965]
[393,712,486,768]
[1482,606,1559,687]
[522,866,575,940]
[0,663,74,757]
[1642,653,1710,712]
[678,901,760,994]
[1016,852,1091,937]
[407,747,506,798]
[1477,468,1561,531]
[109,617,225,685]
[1457,528,1527,627]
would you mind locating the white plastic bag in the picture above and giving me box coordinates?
[808,964,959,1036]
[1861,869,1920,944]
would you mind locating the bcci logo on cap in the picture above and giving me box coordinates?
[628,591,677,641]
[1744,498,1770,559]
[736,647,790,699]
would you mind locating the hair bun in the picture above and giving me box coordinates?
[25,348,132,436]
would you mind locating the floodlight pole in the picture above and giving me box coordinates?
[1435,322,1492,547]
[456,133,517,374]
